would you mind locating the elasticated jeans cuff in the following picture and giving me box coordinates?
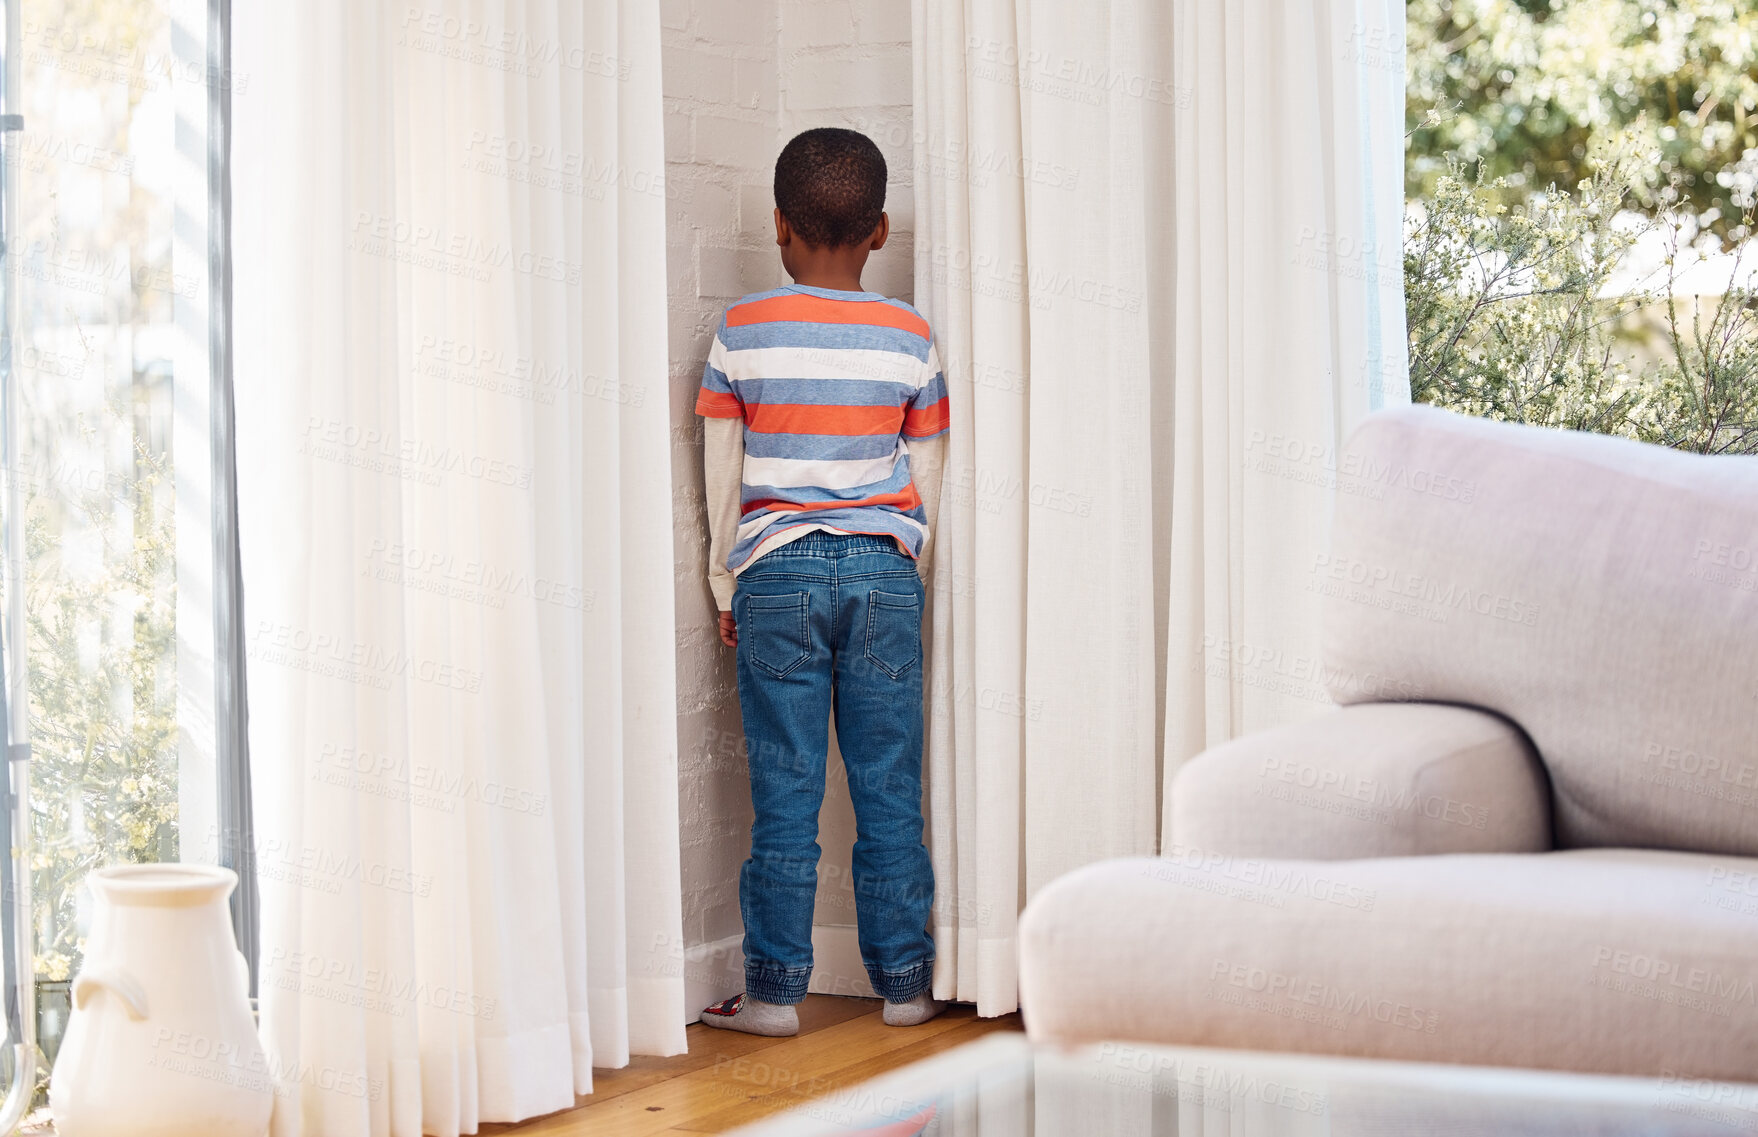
[746,963,812,1005]
[867,957,934,1003]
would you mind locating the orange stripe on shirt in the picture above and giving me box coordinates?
[726,294,931,340]
[743,484,924,517]
[903,396,949,437]
[695,389,744,418]
[746,402,904,436]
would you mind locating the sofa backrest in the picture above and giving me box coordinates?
[1320,404,1758,857]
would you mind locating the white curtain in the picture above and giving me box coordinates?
[1162,0,1410,795]
[232,3,684,1135]
[912,0,1408,1016]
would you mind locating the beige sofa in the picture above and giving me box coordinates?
[1018,404,1758,1083]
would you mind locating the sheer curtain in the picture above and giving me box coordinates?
[912,0,1408,1016]
[231,3,684,1135]
[1162,0,1410,802]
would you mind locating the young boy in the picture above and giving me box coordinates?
[694,127,949,1036]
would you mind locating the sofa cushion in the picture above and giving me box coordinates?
[1017,848,1758,1082]
[1320,405,1758,856]
[1171,703,1552,859]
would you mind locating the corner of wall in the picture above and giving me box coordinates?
[666,0,916,967]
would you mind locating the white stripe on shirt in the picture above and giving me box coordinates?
[720,346,929,387]
[741,447,905,491]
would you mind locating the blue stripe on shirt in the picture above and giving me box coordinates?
[720,321,932,361]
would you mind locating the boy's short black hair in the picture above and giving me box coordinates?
[774,127,887,249]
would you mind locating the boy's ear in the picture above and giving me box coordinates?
[869,212,890,251]
[773,207,791,246]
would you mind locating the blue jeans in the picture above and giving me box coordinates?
[732,530,935,1004]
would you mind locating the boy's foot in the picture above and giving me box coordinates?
[882,991,945,1027]
[699,992,800,1036]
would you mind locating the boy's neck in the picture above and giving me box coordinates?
[787,270,868,293]
[791,274,864,293]
[784,245,874,294]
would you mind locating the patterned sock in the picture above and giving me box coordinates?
[698,992,800,1036]
[882,991,945,1027]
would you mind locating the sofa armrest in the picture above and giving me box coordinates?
[1169,703,1551,859]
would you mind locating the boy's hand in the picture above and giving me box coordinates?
[718,611,738,648]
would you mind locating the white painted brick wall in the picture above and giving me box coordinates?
[667,0,916,961]
[665,0,778,957]
[778,2,915,303]
[783,0,856,48]
[858,1,910,44]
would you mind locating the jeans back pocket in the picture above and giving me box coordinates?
[864,588,921,679]
[744,592,811,678]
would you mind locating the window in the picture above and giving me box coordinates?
[1404,0,1758,456]
[0,0,250,1108]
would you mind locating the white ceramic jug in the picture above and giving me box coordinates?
[51,864,272,1137]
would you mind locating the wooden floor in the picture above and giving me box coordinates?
[483,995,1022,1136]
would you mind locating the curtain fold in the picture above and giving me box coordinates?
[1164,0,1410,786]
[912,0,1408,1016]
[232,2,683,1134]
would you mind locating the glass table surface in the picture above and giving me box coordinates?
[726,1032,1758,1136]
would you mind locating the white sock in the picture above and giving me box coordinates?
[883,991,945,1027]
[699,992,800,1036]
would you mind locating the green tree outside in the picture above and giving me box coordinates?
[1405,0,1758,453]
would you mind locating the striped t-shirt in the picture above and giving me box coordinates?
[694,283,950,574]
